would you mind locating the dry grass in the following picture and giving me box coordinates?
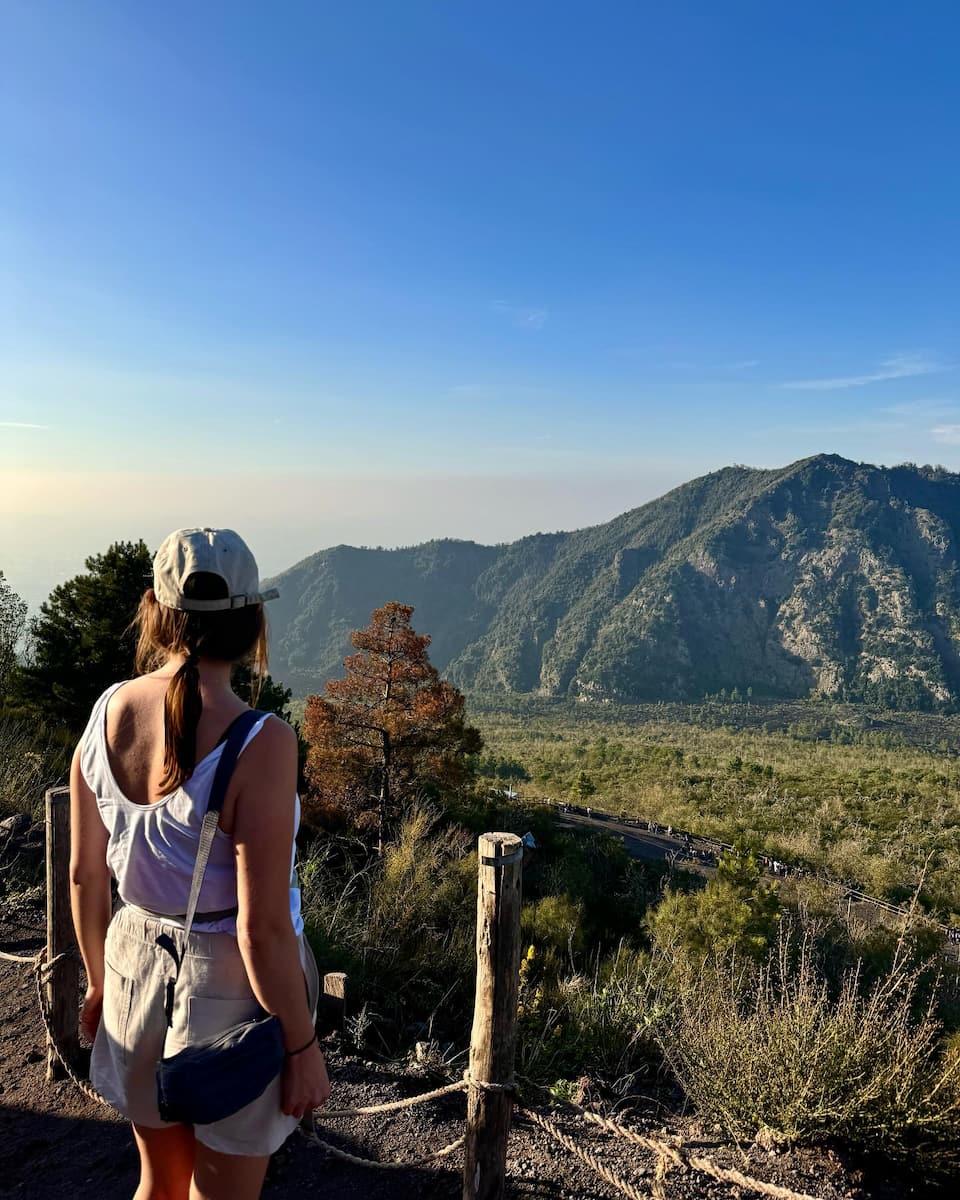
[0,717,62,821]
[659,925,960,1164]
[298,803,476,1043]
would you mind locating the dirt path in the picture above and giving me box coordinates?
[0,899,920,1200]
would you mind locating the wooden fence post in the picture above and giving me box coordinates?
[46,786,79,1080]
[463,832,523,1200]
[322,971,348,1032]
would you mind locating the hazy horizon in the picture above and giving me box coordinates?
[5,451,955,613]
[2,459,700,610]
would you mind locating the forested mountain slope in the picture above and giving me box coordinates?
[266,455,960,709]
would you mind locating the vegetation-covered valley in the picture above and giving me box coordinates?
[472,695,960,919]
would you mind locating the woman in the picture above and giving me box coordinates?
[69,527,330,1200]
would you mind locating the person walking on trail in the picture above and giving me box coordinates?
[69,528,330,1200]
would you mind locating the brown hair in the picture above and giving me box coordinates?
[133,573,268,794]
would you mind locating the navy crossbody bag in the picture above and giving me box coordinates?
[155,710,286,1125]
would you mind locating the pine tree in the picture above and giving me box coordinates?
[570,770,597,804]
[16,541,153,730]
[302,602,482,848]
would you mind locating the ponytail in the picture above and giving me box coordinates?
[158,650,203,794]
[133,576,268,795]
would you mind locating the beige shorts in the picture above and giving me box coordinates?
[91,904,321,1157]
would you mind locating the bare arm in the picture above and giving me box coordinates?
[233,717,315,1045]
[233,717,330,1115]
[69,744,112,1038]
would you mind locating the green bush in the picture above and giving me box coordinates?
[521,894,584,956]
[0,715,69,822]
[648,844,780,961]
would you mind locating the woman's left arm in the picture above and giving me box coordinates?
[69,744,112,1041]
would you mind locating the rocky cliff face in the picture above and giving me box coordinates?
[266,455,960,709]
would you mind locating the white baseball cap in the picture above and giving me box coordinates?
[153,527,279,612]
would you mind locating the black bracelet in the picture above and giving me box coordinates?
[285,1032,318,1057]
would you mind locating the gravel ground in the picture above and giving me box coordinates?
[0,898,938,1199]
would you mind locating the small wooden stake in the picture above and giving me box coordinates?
[46,786,79,1080]
[322,970,348,1031]
[463,832,522,1200]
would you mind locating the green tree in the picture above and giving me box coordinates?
[649,843,780,961]
[0,572,27,704]
[474,753,532,784]
[16,541,153,730]
[570,770,597,805]
[496,758,531,784]
[231,662,293,721]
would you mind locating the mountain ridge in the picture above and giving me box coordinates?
[265,455,960,710]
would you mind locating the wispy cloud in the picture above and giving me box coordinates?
[882,397,960,418]
[930,425,960,445]
[491,301,548,331]
[725,359,760,370]
[0,421,49,429]
[781,352,948,391]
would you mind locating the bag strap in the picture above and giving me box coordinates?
[157,709,265,1028]
[181,708,265,943]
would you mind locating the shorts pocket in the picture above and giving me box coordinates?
[102,960,136,1066]
[186,995,261,1043]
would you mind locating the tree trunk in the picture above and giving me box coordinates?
[377,730,392,855]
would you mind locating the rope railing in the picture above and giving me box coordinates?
[545,1096,826,1200]
[3,940,832,1197]
[31,947,116,1110]
[306,1115,466,1170]
[0,946,43,965]
[318,1076,467,1118]
[518,1106,651,1200]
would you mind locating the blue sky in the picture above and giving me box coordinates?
[3,1,960,607]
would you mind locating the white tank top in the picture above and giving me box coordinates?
[80,682,303,936]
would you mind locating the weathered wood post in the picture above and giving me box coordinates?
[46,786,79,1080]
[463,832,523,1200]
[322,970,348,1032]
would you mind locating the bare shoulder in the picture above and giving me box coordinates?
[232,715,298,837]
[242,714,299,767]
[104,675,159,718]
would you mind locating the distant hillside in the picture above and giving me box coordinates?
[266,455,960,710]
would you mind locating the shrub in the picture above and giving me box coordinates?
[517,942,670,1084]
[0,716,68,821]
[521,894,584,956]
[648,844,780,961]
[659,927,960,1165]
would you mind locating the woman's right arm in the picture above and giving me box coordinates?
[232,716,330,1118]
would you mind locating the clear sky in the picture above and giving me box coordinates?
[3,1,959,609]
